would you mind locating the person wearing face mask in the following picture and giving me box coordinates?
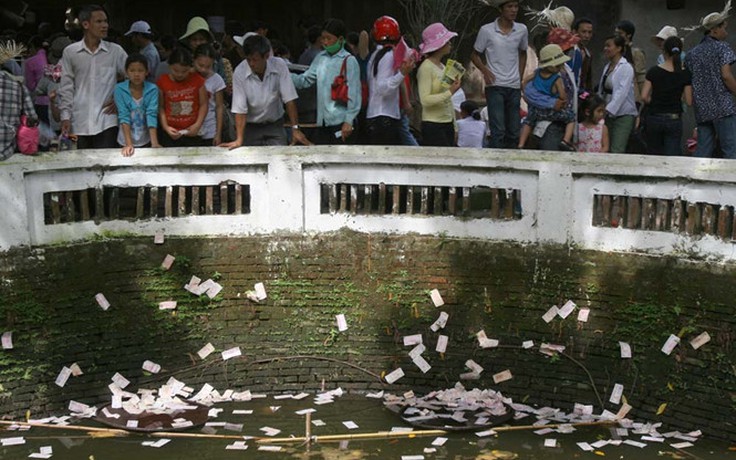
[292,18,361,145]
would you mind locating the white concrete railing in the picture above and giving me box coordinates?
[2,146,736,260]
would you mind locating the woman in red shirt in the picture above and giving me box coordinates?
[157,47,208,146]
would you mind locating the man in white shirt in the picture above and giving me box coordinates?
[220,34,310,147]
[59,4,127,149]
[471,0,528,149]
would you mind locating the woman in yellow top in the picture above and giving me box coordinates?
[417,22,462,146]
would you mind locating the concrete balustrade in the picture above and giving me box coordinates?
[2,146,736,260]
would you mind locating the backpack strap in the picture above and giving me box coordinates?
[340,56,349,77]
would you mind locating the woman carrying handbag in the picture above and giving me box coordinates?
[292,19,361,145]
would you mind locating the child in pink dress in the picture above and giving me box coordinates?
[575,92,609,153]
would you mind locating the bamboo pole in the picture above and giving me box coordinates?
[493,419,616,433]
[258,429,448,444]
[0,420,128,436]
[149,431,248,440]
[305,412,312,447]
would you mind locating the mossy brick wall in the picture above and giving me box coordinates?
[0,231,734,441]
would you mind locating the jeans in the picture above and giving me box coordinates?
[695,115,736,159]
[485,86,521,149]
[645,114,682,156]
[606,114,635,153]
[399,114,419,146]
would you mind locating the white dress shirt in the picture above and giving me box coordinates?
[231,56,298,124]
[366,47,405,120]
[59,39,127,135]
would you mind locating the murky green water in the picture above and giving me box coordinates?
[2,396,734,459]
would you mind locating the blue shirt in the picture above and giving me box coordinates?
[291,48,361,127]
[113,80,159,146]
[684,36,736,123]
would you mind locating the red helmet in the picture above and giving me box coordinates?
[372,16,400,43]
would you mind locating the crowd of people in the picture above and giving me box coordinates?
[1,1,736,159]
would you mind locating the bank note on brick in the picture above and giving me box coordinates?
[385,368,405,384]
[430,289,444,307]
[142,360,161,374]
[661,334,680,355]
[542,306,558,323]
[690,332,710,350]
[159,301,177,310]
[619,342,632,358]
[2,331,12,349]
[409,343,426,360]
[477,330,499,348]
[436,335,448,353]
[111,372,130,389]
[198,343,215,359]
[161,254,175,270]
[522,340,534,349]
[557,300,576,319]
[95,293,110,310]
[413,355,431,374]
[206,282,223,299]
[430,312,449,331]
[577,308,590,322]
[69,363,83,376]
[616,403,632,419]
[403,334,422,346]
[254,282,267,300]
[68,400,90,413]
[221,347,241,361]
[343,421,359,430]
[336,314,348,332]
[55,366,72,388]
[465,359,483,374]
[493,370,513,384]
[609,383,624,405]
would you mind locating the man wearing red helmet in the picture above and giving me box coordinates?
[366,16,416,145]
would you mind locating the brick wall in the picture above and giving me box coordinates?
[0,231,733,441]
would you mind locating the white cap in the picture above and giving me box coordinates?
[653,25,678,41]
[233,32,258,46]
[125,20,152,36]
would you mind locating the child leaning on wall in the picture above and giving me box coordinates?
[114,53,160,157]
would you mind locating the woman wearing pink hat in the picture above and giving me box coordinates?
[417,22,462,146]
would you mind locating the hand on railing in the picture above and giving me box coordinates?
[290,128,313,146]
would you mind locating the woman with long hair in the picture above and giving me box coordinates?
[640,36,692,155]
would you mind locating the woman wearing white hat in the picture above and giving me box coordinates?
[417,22,462,146]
